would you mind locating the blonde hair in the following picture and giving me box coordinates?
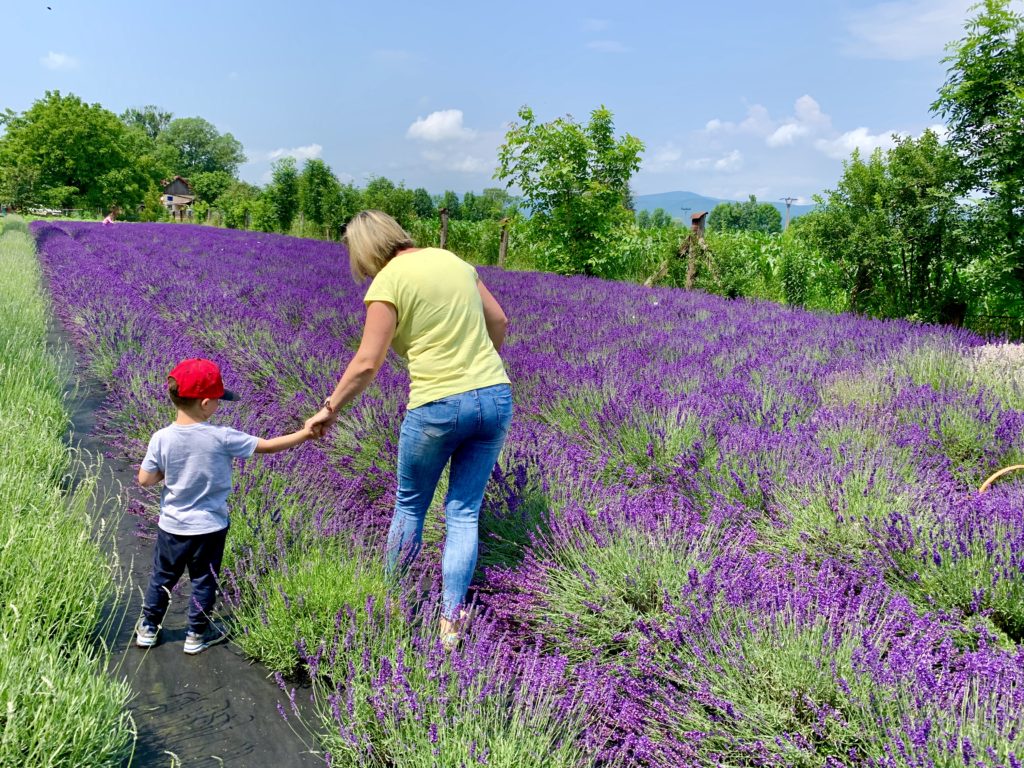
[344,210,415,282]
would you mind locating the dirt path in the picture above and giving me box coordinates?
[57,324,322,768]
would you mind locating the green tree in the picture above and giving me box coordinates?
[462,187,512,221]
[412,187,435,219]
[801,149,895,314]
[932,0,1024,288]
[217,180,264,230]
[327,183,363,237]
[363,176,416,228]
[156,117,246,177]
[496,105,644,275]
[707,195,782,234]
[437,190,462,220]
[884,130,969,321]
[637,207,674,229]
[298,159,341,235]
[800,133,968,321]
[651,208,674,228]
[0,91,157,210]
[0,161,41,209]
[189,170,235,204]
[121,105,172,141]
[266,157,300,232]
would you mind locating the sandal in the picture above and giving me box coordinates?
[439,608,472,651]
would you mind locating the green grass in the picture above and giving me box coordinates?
[0,634,136,767]
[231,541,392,674]
[886,514,1024,644]
[540,390,706,484]
[0,222,134,766]
[822,339,1024,414]
[532,525,723,662]
[312,604,610,768]
[764,464,917,559]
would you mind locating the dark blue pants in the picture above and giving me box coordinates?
[142,527,227,634]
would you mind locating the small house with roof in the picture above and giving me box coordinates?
[161,176,195,220]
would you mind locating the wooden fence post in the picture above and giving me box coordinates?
[498,217,509,268]
[439,207,449,249]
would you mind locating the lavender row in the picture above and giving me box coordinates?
[34,221,1024,766]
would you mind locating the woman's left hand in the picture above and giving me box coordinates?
[305,408,335,437]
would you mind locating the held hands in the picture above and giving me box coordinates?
[304,407,336,440]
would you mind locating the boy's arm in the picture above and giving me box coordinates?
[255,426,314,454]
[138,468,164,487]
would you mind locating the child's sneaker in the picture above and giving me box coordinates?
[135,619,159,648]
[183,621,229,655]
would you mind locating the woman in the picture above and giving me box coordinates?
[307,210,512,648]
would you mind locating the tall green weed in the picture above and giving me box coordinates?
[0,225,134,766]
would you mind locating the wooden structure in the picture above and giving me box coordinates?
[498,218,510,268]
[439,207,449,249]
[161,176,195,221]
[643,211,716,289]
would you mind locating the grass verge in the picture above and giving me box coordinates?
[0,220,134,766]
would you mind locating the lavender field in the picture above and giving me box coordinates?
[33,221,1024,767]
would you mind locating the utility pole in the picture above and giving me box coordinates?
[780,197,797,230]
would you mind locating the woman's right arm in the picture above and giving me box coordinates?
[478,280,508,352]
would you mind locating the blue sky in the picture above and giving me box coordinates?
[2,0,1009,203]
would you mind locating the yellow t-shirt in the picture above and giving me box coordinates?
[363,248,511,409]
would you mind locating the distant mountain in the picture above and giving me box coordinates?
[634,191,816,224]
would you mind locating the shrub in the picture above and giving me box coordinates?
[231,543,391,674]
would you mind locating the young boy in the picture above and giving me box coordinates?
[135,358,314,654]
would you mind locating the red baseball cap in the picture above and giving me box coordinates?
[168,358,238,401]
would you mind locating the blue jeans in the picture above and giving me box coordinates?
[142,526,227,634]
[386,384,513,619]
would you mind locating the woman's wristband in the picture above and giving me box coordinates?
[322,397,335,414]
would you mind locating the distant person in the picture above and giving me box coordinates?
[102,208,118,226]
[305,210,512,651]
[135,358,316,654]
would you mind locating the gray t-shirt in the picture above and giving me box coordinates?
[141,422,259,535]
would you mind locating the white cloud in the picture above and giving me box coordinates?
[767,123,810,147]
[794,94,830,127]
[767,95,831,146]
[267,143,323,161]
[587,40,628,53]
[705,104,775,137]
[407,109,476,142]
[815,127,900,159]
[843,0,977,60]
[583,18,610,32]
[40,51,78,70]
[714,150,743,172]
[644,144,742,174]
[450,155,489,173]
[644,143,684,173]
[421,149,489,173]
[709,96,831,148]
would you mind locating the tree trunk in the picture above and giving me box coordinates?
[439,207,449,249]
[498,218,509,268]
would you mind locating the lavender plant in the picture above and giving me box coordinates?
[32,220,1024,767]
